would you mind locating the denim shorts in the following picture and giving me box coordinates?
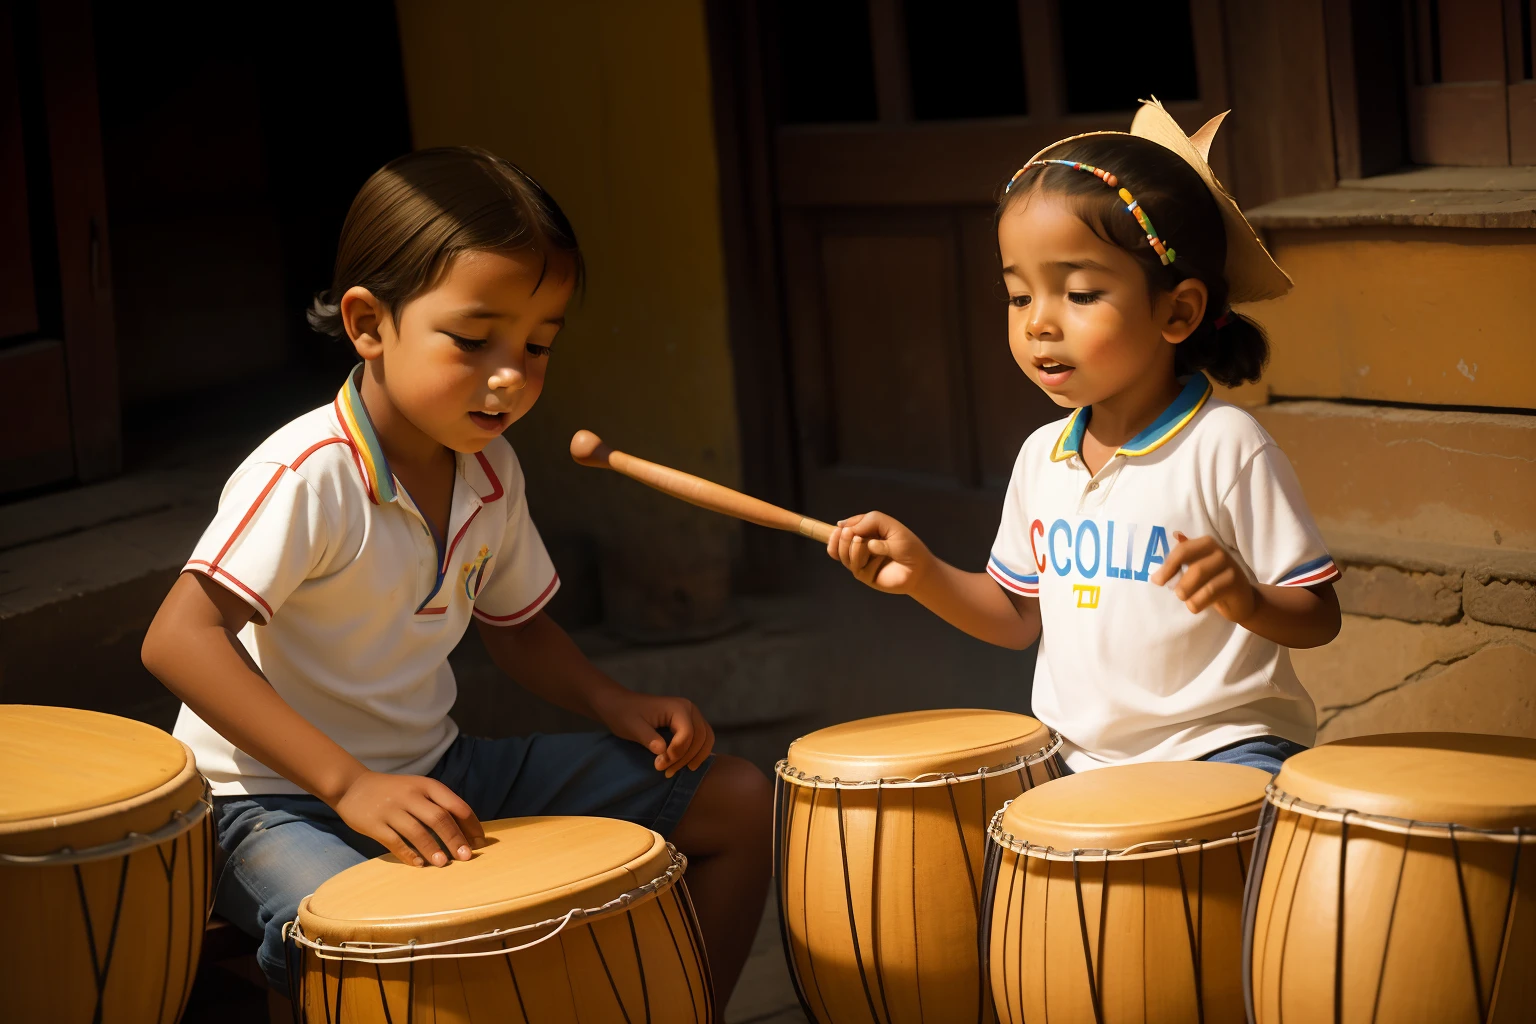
[212,731,713,992]
[1056,734,1308,777]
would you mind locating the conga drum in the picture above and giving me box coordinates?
[774,709,1062,1023]
[287,816,712,1022]
[982,761,1269,1023]
[1244,733,1536,1024]
[0,705,213,1024]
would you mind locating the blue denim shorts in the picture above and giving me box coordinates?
[213,731,713,992]
[1056,734,1308,778]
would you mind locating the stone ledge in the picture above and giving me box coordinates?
[1247,166,1536,230]
[1464,575,1536,631]
[1253,402,1536,581]
[1294,614,1536,743]
[1334,563,1461,624]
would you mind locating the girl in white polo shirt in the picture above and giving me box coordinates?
[142,147,770,1001]
[827,101,1341,776]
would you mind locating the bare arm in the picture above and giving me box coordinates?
[142,572,483,865]
[827,511,1042,651]
[476,611,715,777]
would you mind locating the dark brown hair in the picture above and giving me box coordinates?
[997,133,1267,387]
[308,146,583,337]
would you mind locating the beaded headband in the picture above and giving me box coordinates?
[1005,158,1176,266]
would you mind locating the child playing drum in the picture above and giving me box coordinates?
[141,147,771,1001]
[827,101,1340,778]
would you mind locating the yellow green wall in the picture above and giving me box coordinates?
[395,0,742,582]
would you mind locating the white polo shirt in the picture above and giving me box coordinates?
[987,374,1337,772]
[173,367,560,795]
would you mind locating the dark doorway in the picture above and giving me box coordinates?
[92,2,414,470]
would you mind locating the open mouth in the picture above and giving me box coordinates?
[468,411,508,431]
[1036,361,1076,383]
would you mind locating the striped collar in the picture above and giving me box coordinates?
[333,366,507,506]
[1050,373,1213,463]
[335,365,398,504]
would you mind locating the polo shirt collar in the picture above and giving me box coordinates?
[335,366,508,506]
[1050,373,1213,463]
[336,365,399,504]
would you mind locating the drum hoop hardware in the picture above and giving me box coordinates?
[984,799,1258,862]
[774,732,1064,790]
[0,779,213,866]
[285,843,689,964]
[1266,784,1536,843]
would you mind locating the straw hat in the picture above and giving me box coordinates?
[1020,98,1292,303]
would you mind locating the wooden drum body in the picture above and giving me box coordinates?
[1245,733,1536,1024]
[983,761,1269,1024]
[774,709,1063,1023]
[0,705,213,1024]
[289,816,713,1023]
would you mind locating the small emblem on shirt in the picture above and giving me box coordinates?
[460,545,492,599]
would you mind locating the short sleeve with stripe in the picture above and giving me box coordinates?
[185,460,333,624]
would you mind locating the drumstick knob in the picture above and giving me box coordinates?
[570,429,611,468]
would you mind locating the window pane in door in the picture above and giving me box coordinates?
[1061,0,1198,113]
[904,0,1027,120]
[774,1,879,124]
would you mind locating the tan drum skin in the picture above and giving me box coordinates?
[0,705,213,1024]
[775,709,1063,1024]
[1246,733,1536,1024]
[291,816,713,1023]
[984,760,1269,1024]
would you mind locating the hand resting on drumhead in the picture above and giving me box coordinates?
[827,510,1042,651]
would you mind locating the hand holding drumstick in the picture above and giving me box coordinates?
[570,430,1041,650]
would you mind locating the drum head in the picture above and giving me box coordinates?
[298,816,677,946]
[784,709,1052,780]
[0,705,202,856]
[1273,732,1536,828]
[999,760,1269,851]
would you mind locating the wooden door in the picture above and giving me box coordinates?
[0,0,119,496]
[757,0,1233,566]
[1404,0,1536,165]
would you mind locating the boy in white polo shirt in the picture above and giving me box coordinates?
[142,147,770,1002]
[827,102,1341,775]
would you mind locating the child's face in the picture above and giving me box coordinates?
[999,192,1195,410]
[365,250,574,453]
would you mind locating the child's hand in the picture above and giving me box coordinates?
[596,690,715,779]
[333,771,485,867]
[826,511,931,595]
[1152,531,1258,623]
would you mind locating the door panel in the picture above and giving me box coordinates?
[756,0,1231,567]
[0,341,74,493]
[822,227,960,477]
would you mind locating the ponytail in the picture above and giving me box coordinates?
[1174,308,1269,387]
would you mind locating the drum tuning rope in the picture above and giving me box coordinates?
[774,730,1066,1024]
[985,800,1259,862]
[1264,783,1536,844]
[0,779,213,866]
[285,844,691,965]
[773,732,1064,791]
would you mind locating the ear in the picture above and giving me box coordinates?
[1160,278,1209,346]
[340,286,390,361]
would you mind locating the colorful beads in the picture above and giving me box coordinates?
[1006,159,1177,266]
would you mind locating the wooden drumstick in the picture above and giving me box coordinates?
[570,430,888,555]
